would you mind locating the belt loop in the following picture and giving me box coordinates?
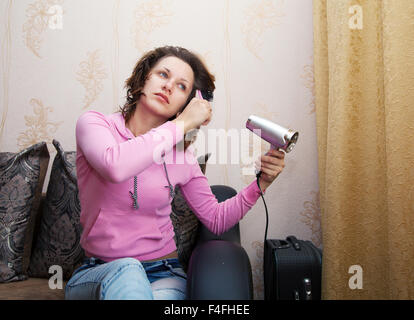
[164,259,174,272]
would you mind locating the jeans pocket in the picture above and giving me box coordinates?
[67,262,98,288]
[70,264,91,278]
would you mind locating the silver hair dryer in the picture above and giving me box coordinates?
[246,115,299,153]
[246,115,299,242]
[246,115,299,178]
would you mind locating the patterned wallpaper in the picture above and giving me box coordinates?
[0,0,319,299]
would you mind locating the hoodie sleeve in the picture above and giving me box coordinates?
[179,152,265,235]
[76,111,184,183]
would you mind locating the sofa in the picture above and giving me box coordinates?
[0,140,253,300]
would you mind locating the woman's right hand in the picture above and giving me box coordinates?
[173,93,212,133]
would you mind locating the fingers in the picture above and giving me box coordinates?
[193,95,212,111]
[265,148,285,159]
[260,151,285,166]
[187,93,212,128]
[201,117,211,126]
[199,101,212,126]
[254,148,285,180]
[255,159,283,174]
[257,164,283,179]
[195,90,212,109]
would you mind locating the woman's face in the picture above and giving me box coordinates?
[140,56,194,119]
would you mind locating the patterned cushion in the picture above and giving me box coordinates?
[171,153,211,272]
[28,140,84,280]
[0,142,49,283]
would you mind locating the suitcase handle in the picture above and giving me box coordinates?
[286,235,301,250]
[271,239,291,249]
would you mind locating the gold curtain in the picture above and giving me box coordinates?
[313,0,414,299]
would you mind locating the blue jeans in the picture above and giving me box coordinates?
[65,257,187,300]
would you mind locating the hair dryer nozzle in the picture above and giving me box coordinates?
[246,115,299,153]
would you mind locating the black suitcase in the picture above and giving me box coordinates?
[263,235,322,300]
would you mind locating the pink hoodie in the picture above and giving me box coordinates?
[75,110,265,262]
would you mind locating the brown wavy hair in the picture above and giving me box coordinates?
[120,46,215,151]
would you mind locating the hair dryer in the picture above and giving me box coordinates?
[246,115,299,153]
[246,115,299,178]
[246,115,299,241]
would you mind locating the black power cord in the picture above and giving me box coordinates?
[256,171,269,243]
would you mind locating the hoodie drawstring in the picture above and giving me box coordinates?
[128,145,175,210]
[162,154,175,199]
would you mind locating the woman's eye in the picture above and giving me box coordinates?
[159,71,186,90]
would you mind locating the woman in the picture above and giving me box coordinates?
[65,46,285,300]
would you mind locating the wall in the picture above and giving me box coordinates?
[0,0,319,299]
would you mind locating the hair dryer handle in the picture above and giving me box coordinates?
[255,144,280,178]
[269,144,279,151]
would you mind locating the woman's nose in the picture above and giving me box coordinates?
[163,79,173,92]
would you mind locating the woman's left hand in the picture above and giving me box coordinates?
[254,148,286,191]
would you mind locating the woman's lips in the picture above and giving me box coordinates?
[155,93,169,104]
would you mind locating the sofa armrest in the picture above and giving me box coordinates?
[196,223,241,245]
[194,185,241,245]
[186,240,253,300]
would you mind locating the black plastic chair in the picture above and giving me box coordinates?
[186,185,254,300]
